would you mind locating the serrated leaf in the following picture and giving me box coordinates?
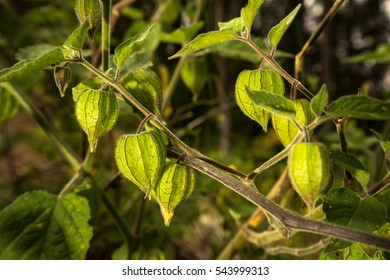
[169,29,237,59]
[322,188,360,225]
[348,197,387,232]
[241,0,264,34]
[153,163,195,226]
[0,87,19,126]
[114,24,156,69]
[218,17,244,33]
[115,131,166,196]
[327,95,390,120]
[246,88,295,119]
[0,190,92,260]
[75,89,119,152]
[180,57,207,99]
[63,19,90,51]
[121,68,163,117]
[0,48,65,82]
[160,22,204,44]
[310,84,328,116]
[329,150,370,188]
[267,4,301,50]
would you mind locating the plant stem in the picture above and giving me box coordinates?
[168,146,390,250]
[1,82,81,171]
[101,0,112,70]
[237,37,314,99]
[294,0,345,96]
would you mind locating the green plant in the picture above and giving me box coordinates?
[0,0,389,260]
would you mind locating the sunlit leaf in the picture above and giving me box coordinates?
[267,4,301,50]
[310,84,328,116]
[241,0,264,34]
[0,49,65,82]
[218,17,244,33]
[180,57,207,100]
[327,95,390,120]
[160,22,204,44]
[329,150,370,188]
[63,19,90,51]
[114,24,156,69]
[169,29,237,59]
[0,191,92,260]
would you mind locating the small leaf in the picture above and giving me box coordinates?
[345,44,390,64]
[267,4,301,50]
[180,57,207,100]
[246,88,295,120]
[160,22,204,44]
[115,131,166,196]
[322,188,360,226]
[0,48,65,82]
[0,87,19,127]
[348,197,387,232]
[63,19,90,52]
[310,84,329,116]
[218,17,244,33]
[329,150,370,189]
[169,29,237,59]
[235,69,285,131]
[121,68,163,117]
[153,163,195,226]
[0,190,92,260]
[241,0,264,34]
[114,24,156,69]
[75,89,119,153]
[54,66,72,97]
[327,95,390,120]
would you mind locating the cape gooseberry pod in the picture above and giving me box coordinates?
[235,69,284,132]
[75,89,118,153]
[288,142,332,210]
[115,131,166,196]
[272,99,315,146]
[74,0,101,37]
[153,163,195,226]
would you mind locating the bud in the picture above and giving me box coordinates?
[74,0,102,38]
[272,99,315,146]
[115,131,166,196]
[54,66,71,97]
[75,89,118,152]
[288,142,332,209]
[153,163,195,226]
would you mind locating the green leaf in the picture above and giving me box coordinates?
[75,89,119,153]
[267,4,301,50]
[121,68,163,117]
[235,69,285,131]
[370,129,390,155]
[310,84,328,116]
[180,57,207,99]
[218,17,244,33]
[345,44,390,64]
[63,19,90,52]
[0,48,65,82]
[345,243,375,260]
[160,22,204,44]
[0,87,19,127]
[348,197,387,232]
[169,29,237,59]
[329,150,370,188]
[322,188,360,225]
[15,44,59,60]
[114,24,156,69]
[0,190,92,260]
[241,0,264,34]
[72,177,101,225]
[327,95,390,120]
[246,88,295,120]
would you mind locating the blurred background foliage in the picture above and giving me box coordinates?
[0,0,389,259]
